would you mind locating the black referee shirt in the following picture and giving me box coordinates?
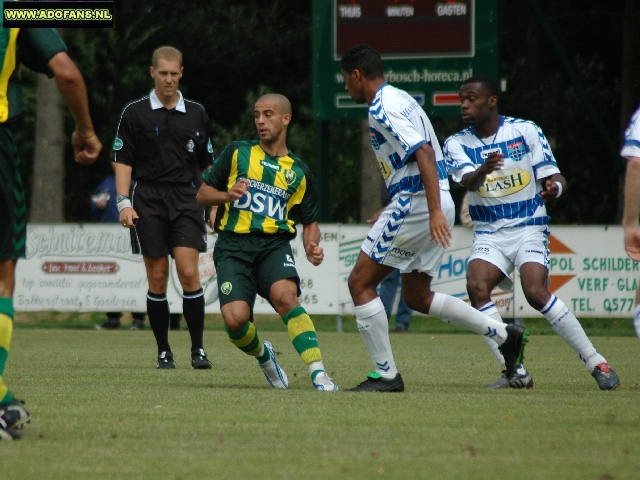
[113,89,214,183]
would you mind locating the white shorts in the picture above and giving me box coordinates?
[362,191,455,276]
[469,226,550,291]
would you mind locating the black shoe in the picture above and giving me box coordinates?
[191,348,212,369]
[0,425,19,440]
[156,351,175,369]
[95,318,121,330]
[0,398,30,431]
[498,325,529,379]
[130,318,144,330]
[347,372,404,392]
[394,325,408,333]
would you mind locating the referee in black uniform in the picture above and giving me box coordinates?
[113,46,215,369]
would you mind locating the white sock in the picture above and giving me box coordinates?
[633,303,640,340]
[429,293,508,345]
[307,360,325,376]
[479,303,506,367]
[541,296,604,372]
[355,297,398,378]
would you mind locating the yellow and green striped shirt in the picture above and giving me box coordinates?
[202,140,318,236]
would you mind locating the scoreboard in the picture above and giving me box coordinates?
[312,0,499,119]
[335,0,473,59]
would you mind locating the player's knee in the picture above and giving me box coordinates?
[466,277,489,303]
[147,272,168,291]
[272,291,299,316]
[523,288,548,311]
[403,290,432,314]
[223,312,250,333]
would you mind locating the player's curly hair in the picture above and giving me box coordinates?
[340,44,384,79]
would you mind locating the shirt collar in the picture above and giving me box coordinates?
[149,89,186,112]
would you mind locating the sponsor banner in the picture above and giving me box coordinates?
[13,224,639,318]
[14,223,341,315]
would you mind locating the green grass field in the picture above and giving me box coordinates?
[3,317,640,479]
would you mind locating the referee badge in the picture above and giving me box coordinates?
[187,139,195,153]
[220,282,232,295]
[113,136,123,151]
[283,169,296,186]
[207,139,214,153]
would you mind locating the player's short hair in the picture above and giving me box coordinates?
[152,46,183,68]
[340,44,384,79]
[462,75,500,98]
[256,93,292,116]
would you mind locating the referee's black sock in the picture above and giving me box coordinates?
[147,291,171,353]
[183,288,205,351]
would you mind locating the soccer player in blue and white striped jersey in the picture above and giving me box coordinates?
[340,45,529,392]
[621,104,640,340]
[445,76,620,390]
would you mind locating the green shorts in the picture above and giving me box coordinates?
[214,231,301,310]
[0,126,26,261]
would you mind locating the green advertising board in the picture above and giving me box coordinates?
[312,0,499,120]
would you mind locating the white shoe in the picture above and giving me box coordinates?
[258,341,288,389]
[312,371,339,391]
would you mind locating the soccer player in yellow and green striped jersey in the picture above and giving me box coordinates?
[197,93,337,391]
[0,27,102,440]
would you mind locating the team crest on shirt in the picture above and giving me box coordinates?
[187,139,195,153]
[113,137,123,151]
[220,282,232,295]
[507,140,527,161]
[283,169,296,185]
[478,168,531,198]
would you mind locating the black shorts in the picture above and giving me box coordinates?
[214,231,300,309]
[0,126,26,261]
[130,180,206,257]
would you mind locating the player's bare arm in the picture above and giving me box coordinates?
[540,174,567,203]
[48,51,102,164]
[302,222,324,266]
[623,156,640,262]
[461,151,504,191]
[113,162,138,227]
[197,178,249,206]
[415,144,451,248]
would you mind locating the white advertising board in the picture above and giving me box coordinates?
[13,224,638,318]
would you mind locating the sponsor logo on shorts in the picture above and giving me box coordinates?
[220,282,232,295]
[472,246,490,256]
[283,169,297,185]
[388,247,415,260]
[525,249,544,255]
[261,160,281,172]
[283,254,296,268]
[187,139,195,153]
[113,136,123,151]
[366,236,374,242]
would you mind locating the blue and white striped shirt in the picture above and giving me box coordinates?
[621,105,640,160]
[444,116,560,233]
[368,83,449,201]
